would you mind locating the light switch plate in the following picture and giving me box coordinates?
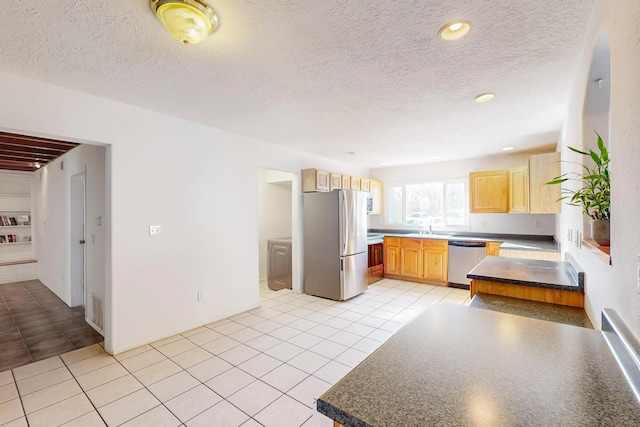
[149,225,161,236]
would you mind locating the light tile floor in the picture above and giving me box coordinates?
[0,279,470,427]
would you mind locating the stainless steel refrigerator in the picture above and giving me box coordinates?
[303,190,368,300]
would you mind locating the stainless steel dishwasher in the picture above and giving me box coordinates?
[447,241,487,289]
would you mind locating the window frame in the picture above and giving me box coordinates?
[384,177,469,228]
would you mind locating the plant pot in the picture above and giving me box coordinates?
[591,219,610,246]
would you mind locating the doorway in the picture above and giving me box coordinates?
[70,171,86,309]
[258,168,301,293]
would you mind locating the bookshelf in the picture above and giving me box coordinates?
[0,206,32,259]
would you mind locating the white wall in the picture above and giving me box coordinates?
[557,0,640,333]
[32,145,106,330]
[0,71,369,354]
[369,151,557,235]
[258,169,293,282]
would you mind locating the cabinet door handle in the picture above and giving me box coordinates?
[79,240,86,244]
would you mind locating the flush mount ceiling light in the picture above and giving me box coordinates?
[502,146,515,151]
[439,21,472,41]
[150,0,218,44]
[475,93,496,103]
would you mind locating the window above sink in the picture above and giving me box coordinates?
[386,178,468,228]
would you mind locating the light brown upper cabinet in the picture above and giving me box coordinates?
[529,152,561,213]
[351,177,361,190]
[329,173,342,191]
[342,175,351,190]
[469,170,509,213]
[301,169,330,192]
[509,165,530,213]
[360,179,370,192]
[369,180,383,215]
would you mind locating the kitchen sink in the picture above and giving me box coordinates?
[404,233,452,239]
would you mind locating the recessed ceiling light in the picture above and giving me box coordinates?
[502,146,514,151]
[433,156,441,160]
[475,93,496,103]
[34,163,41,169]
[378,162,387,166]
[439,21,472,41]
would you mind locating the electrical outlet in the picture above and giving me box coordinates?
[534,220,542,229]
[568,229,573,242]
[149,225,161,236]
[197,290,204,302]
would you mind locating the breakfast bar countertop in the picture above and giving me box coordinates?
[466,255,583,292]
[317,303,640,426]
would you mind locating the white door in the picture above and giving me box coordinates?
[70,172,86,308]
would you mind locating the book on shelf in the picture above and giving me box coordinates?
[0,235,5,243]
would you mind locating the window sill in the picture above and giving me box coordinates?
[582,238,611,265]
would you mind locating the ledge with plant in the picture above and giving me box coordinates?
[547,131,610,246]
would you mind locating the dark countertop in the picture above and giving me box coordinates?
[367,231,558,252]
[467,256,583,292]
[317,303,640,426]
[469,293,593,328]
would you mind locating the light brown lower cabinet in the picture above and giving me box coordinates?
[470,279,584,307]
[486,241,503,256]
[422,247,447,282]
[399,239,422,279]
[384,237,448,285]
[384,238,401,276]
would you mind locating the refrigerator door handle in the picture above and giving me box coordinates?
[340,190,348,255]
[340,259,344,271]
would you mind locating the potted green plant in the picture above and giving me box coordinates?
[547,132,610,246]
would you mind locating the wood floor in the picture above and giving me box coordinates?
[0,280,103,372]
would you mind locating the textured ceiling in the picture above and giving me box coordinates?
[0,0,594,168]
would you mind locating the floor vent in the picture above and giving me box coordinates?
[91,293,104,332]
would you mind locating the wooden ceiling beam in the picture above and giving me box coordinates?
[0,146,58,158]
[0,133,79,152]
[0,159,37,172]
[0,153,52,163]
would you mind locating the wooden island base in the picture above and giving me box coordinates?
[470,279,584,308]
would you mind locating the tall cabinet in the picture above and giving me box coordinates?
[529,152,561,213]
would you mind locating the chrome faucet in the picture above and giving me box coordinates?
[418,223,433,235]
